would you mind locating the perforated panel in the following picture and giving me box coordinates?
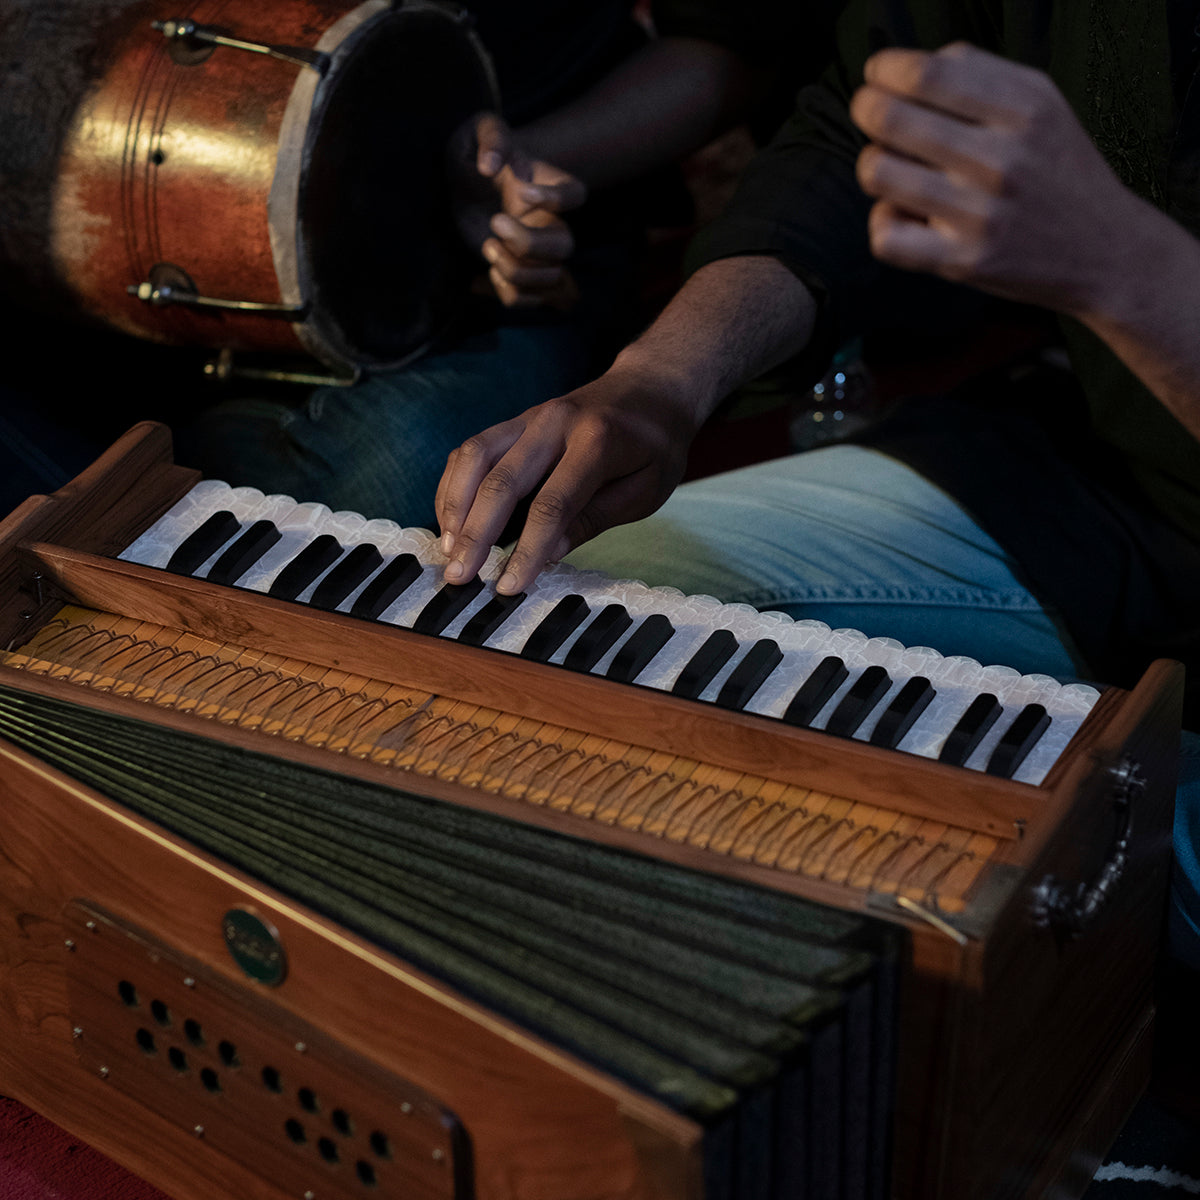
[64,902,471,1200]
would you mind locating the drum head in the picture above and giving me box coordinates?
[297,2,498,371]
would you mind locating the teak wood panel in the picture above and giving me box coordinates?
[0,738,702,1200]
[20,538,1059,840]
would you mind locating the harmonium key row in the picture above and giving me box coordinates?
[118,480,1102,786]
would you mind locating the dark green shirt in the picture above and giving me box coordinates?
[468,0,840,126]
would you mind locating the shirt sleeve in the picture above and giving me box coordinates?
[649,0,842,66]
[685,0,997,369]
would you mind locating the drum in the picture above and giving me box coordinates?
[0,0,498,376]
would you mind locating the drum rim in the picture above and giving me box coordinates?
[267,0,388,374]
[268,0,499,375]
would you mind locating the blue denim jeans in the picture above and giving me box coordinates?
[178,320,593,533]
[567,444,1200,970]
[0,399,100,516]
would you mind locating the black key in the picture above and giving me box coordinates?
[310,543,384,611]
[350,553,422,620]
[824,665,892,738]
[205,519,282,587]
[606,614,675,683]
[986,703,1051,778]
[716,639,783,710]
[165,510,241,575]
[938,693,1003,766]
[458,591,527,646]
[521,595,590,662]
[268,534,343,601]
[563,604,633,672]
[413,578,487,635]
[671,630,739,699]
[781,655,849,727]
[869,676,936,748]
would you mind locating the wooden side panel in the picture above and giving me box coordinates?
[0,422,195,646]
[0,741,702,1200]
[937,659,1181,1200]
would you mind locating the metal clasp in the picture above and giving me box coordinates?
[128,264,307,320]
[1029,754,1142,939]
[153,18,329,73]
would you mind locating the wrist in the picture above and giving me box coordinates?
[1070,194,1200,330]
[607,343,715,436]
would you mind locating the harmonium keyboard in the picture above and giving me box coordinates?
[0,423,1183,1200]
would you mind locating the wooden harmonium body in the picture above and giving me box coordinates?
[0,423,1183,1200]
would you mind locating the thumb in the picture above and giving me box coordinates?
[473,112,514,178]
[520,173,588,215]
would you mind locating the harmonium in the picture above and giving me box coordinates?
[0,423,1182,1200]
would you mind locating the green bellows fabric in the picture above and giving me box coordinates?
[0,683,903,1199]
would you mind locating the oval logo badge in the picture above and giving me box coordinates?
[223,909,287,986]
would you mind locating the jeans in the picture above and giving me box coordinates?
[177,320,593,533]
[0,397,104,517]
[567,444,1200,970]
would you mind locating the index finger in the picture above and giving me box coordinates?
[863,42,1037,124]
[490,436,620,593]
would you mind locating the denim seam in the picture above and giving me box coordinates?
[733,582,1051,612]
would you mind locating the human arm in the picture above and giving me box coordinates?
[451,112,586,309]
[437,253,818,591]
[453,32,780,307]
[850,41,1200,443]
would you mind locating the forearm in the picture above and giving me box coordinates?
[514,37,762,192]
[1074,198,1200,444]
[611,254,820,426]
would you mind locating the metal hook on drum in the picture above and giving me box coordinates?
[153,18,330,73]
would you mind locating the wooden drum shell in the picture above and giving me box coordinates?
[2,0,497,373]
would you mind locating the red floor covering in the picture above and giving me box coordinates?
[0,1098,166,1200]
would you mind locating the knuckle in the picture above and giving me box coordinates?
[570,505,609,545]
[455,432,493,466]
[872,94,907,142]
[856,144,884,192]
[909,52,946,95]
[527,489,572,526]
[477,463,521,502]
[438,489,463,522]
